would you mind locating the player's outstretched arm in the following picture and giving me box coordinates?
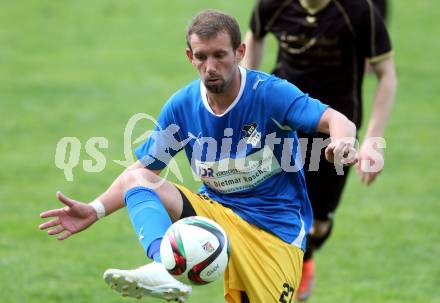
[317,108,358,166]
[357,56,397,185]
[39,192,99,240]
[242,30,266,69]
[39,161,155,240]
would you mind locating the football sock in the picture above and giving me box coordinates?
[147,238,162,263]
[304,234,313,260]
[125,186,172,262]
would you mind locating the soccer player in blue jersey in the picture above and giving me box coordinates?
[39,10,357,303]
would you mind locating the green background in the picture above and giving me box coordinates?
[1,1,439,302]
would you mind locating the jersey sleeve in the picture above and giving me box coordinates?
[134,100,184,170]
[249,0,281,38]
[267,78,329,133]
[354,1,392,63]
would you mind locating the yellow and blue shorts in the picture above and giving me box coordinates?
[176,184,304,303]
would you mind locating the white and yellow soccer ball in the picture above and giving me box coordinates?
[160,216,230,285]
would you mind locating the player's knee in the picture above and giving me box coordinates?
[121,168,162,192]
[309,219,334,250]
[312,220,332,238]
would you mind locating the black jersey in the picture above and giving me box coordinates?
[372,0,388,21]
[250,0,392,127]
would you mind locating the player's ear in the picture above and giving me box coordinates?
[235,43,246,62]
[186,48,195,65]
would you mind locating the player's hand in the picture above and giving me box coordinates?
[325,138,358,166]
[356,142,384,186]
[39,191,98,240]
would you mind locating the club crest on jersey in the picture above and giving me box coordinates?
[242,123,261,147]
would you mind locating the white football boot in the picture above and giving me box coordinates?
[103,262,192,302]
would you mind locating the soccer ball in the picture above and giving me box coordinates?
[160,216,229,285]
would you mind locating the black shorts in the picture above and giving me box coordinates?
[298,132,351,221]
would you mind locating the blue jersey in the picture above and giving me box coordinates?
[135,67,328,250]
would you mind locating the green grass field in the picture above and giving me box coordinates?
[1,1,439,302]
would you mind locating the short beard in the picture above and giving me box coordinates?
[205,81,226,94]
[204,74,234,94]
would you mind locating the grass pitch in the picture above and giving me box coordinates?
[1,1,439,302]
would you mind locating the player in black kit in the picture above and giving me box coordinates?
[243,0,397,300]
